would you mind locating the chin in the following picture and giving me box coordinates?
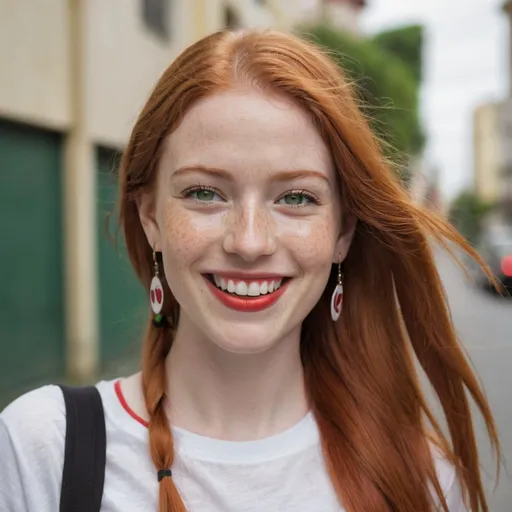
[214,339,277,356]
[209,327,283,355]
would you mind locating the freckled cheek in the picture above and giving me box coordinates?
[159,202,225,264]
[277,215,338,270]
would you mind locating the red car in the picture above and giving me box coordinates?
[473,224,512,293]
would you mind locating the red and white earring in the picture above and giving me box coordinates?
[150,250,165,327]
[330,258,344,322]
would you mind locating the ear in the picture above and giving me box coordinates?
[137,192,162,252]
[333,213,357,264]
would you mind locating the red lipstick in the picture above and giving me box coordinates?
[204,276,289,312]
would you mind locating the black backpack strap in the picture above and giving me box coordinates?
[59,385,106,512]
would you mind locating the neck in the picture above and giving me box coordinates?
[165,320,308,441]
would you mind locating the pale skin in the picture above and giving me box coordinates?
[121,86,356,441]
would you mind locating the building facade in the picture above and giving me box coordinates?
[473,99,512,215]
[265,0,367,35]
[504,0,512,95]
[498,99,512,217]
[501,2,512,217]
[473,102,503,204]
[472,3,512,217]
[322,0,366,36]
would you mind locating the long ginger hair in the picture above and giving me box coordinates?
[119,29,501,512]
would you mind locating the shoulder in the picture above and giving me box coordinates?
[0,384,67,471]
[0,385,66,511]
[1,384,66,445]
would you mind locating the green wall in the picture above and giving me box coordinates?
[96,148,146,369]
[0,120,64,399]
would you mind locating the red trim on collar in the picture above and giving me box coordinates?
[114,380,149,428]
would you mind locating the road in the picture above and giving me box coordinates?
[435,249,512,511]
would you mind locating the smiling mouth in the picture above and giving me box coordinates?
[206,274,289,296]
[203,274,291,312]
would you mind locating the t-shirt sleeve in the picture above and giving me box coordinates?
[432,445,470,512]
[0,417,28,512]
[444,467,469,512]
[0,385,66,512]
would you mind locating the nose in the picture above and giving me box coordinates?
[223,203,277,262]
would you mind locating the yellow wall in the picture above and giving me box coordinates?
[473,103,503,203]
[0,0,204,145]
[0,0,71,130]
[83,0,197,147]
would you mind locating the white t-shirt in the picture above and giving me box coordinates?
[0,379,467,511]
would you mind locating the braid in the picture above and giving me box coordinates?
[142,322,187,512]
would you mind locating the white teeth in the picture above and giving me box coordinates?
[234,281,248,295]
[247,282,260,296]
[211,275,286,296]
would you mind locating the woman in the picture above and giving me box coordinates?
[0,29,501,512]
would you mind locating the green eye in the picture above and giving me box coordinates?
[185,187,222,202]
[278,192,314,206]
[194,189,215,201]
[285,194,306,205]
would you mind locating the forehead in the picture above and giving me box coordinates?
[165,87,333,177]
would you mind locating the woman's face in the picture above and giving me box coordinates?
[139,87,355,354]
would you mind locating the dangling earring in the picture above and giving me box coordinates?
[150,250,165,327]
[330,258,344,322]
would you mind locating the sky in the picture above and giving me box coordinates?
[361,0,509,202]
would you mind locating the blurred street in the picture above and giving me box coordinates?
[435,249,512,511]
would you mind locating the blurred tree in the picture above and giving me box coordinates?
[298,24,424,180]
[448,190,496,244]
[372,25,424,83]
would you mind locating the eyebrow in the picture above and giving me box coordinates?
[172,165,331,185]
